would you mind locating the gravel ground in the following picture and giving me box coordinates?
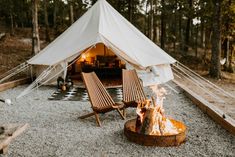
[0,84,234,157]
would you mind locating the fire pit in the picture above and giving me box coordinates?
[124,118,186,146]
[124,86,187,146]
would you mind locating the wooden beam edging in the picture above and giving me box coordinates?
[0,78,31,92]
[0,123,29,154]
[172,80,235,136]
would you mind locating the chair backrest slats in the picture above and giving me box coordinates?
[133,70,146,101]
[83,73,106,108]
[82,72,115,111]
[122,69,146,103]
[87,74,106,108]
[83,73,101,107]
[92,73,114,106]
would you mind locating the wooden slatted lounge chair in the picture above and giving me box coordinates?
[79,72,125,126]
[122,69,146,108]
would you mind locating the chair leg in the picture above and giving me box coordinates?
[79,112,101,127]
[122,108,126,118]
[94,112,101,127]
[78,112,95,119]
[116,109,125,120]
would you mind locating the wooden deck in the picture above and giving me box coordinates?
[172,65,235,135]
[0,124,29,154]
[0,78,31,92]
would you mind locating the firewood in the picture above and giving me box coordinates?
[139,108,156,135]
[135,115,142,132]
[151,96,157,107]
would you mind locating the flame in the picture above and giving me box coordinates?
[136,85,179,135]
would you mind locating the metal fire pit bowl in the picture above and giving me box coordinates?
[124,118,187,147]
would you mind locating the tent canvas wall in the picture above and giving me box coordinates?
[16,0,176,98]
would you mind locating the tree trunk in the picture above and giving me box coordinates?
[128,0,133,23]
[32,0,40,55]
[228,46,234,72]
[157,21,160,43]
[209,0,221,78]
[195,25,198,57]
[183,0,192,54]
[69,2,74,24]
[8,1,14,36]
[184,17,190,53]
[200,18,205,48]
[202,29,212,65]
[223,0,232,71]
[178,6,183,51]
[160,0,166,50]
[173,0,177,53]
[10,13,14,35]
[153,25,158,43]
[149,0,154,41]
[44,0,50,42]
[144,2,148,36]
[53,0,58,28]
[223,37,230,70]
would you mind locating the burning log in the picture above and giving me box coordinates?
[135,100,149,132]
[135,86,179,136]
[135,99,159,135]
[139,108,156,135]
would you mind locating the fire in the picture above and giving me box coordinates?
[135,85,179,135]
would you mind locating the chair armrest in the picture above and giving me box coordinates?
[112,103,124,109]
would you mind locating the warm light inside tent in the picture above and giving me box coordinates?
[82,54,87,61]
[74,43,125,73]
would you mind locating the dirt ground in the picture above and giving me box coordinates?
[206,72,235,96]
[0,34,32,74]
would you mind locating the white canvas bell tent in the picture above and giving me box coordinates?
[1,0,176,98]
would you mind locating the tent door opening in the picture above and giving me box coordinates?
[67,43,126,85]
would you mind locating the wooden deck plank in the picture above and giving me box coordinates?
[0,123,29,154]
[0,78,31,92]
